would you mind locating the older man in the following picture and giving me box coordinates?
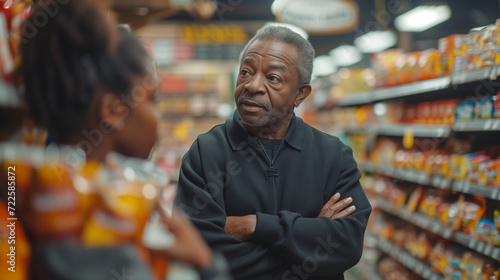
[175,26,372,280]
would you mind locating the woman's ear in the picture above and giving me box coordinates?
[294,84,312,107]
[99,93,129,131]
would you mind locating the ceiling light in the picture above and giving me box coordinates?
[354,30,397,53]
[395,5,451,32]
[271,0,292,15]
[328,45,362,66]
[312,55,337,78]
[263,22,309,39]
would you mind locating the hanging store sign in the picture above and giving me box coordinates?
[275,0,359,35]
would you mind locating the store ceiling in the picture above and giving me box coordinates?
[117,0,500,64]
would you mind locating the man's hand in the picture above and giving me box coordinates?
[225,215,256,241]
[318,192,356,219]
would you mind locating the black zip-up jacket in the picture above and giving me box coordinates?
[175,111,372,280]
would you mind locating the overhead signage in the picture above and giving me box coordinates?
[275,0,359,35]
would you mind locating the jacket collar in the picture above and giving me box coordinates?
[226,110,304,151]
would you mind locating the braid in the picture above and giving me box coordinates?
[18,0,149,142]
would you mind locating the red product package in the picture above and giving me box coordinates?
[494,94,500,118]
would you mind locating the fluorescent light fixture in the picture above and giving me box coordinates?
[312,55,337,77]
[395,5,451,32]
[354,30,397,53]
[263,22,309,39]
[271,0,292,15]
[328,45,362,66]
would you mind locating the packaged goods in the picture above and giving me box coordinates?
[429,239,448,274]
[419,49,442,80]
[438,34,465,76]
[476,218,496,245]
[443,100,456,126]
[493,94,500,118]
[406,186,424,213]
[478,96,495,119]
[461,196,486,235]
[478,159,500,188]
[455,100,476,120]
[371,49,404,87]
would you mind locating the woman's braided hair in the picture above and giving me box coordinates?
[18,0,150,141]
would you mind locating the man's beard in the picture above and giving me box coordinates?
[236,94,290,130]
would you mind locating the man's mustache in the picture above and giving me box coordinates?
[237,94,270,112]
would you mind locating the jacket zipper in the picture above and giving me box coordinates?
[258,139,285,174]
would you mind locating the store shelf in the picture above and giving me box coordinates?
[373,197,500,261]
[358,162,376,174]
[374,77,451,101]
[453,119,500,132]
[369,233,444,280]
[377,124,451,138]
[343,124,451,138]
[454,232,500,261]
[336,77,451,107]
[336,90,373,107]
[336,65,500,107]
[360,162,452,190]
[343,120,500,136]
[374,198,453,239]
[378,165,431,185]
[450,66,499,85]
[452,180,500,201]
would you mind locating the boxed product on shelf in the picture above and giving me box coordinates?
[419,49,443,80]
[456,100,476,120]
[494,94,500,118]
[438,34,465,77]
[333,68,376,96]
[371,49,404,88]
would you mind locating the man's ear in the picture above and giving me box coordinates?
[294,84,312,107]
[99,93,128,131]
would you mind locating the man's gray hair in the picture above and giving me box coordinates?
[239,25,315,85]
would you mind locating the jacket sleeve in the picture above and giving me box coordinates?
[250,143,372,276]
[175,140,289,279]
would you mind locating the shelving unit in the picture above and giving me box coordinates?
[373,197,453,239]
[366,233,445,280]
[372,197,500,261]
[452,180,500,201]
[360,162,500,201]
[336,65,500,107]
[345,124,451,138]
[362,162,500,201]
[453,119,500,132]
[333,63,500,278]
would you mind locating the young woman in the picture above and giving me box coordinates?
[17,0,229,279]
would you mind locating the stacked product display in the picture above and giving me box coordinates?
[316,19,500,280]
[329,19,500,101]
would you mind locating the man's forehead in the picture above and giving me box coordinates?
[242,38,299,65]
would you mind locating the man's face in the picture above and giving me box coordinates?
[235,38,302,132]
